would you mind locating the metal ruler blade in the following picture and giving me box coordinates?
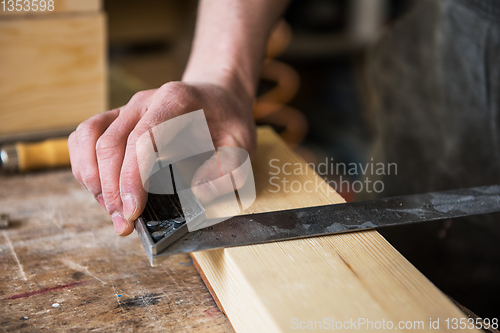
[148,185,500,264]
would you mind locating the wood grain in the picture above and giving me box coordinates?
[0,0,100,17]
[192,127,478,333]
[0,170,233,332]
[0,13,106,136]
[201,125,345,221]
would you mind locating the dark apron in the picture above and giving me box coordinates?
[367,0,500,317]
[369,0,500,197]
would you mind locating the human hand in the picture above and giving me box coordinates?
[68,81,256,236]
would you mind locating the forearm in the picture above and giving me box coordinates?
[182,0,290,103]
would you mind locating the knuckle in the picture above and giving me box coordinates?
[131,90,148,100]
[128,90,153,106]
[127,128,147,148]
[95,135,121,155]
[76,116,101,134]
[122,103,149,118]
[159,81,193,99]
[75,120,88,132]
[80,169,100,193]
[153,82,200,119]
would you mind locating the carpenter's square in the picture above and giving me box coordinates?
[136,185,500,266]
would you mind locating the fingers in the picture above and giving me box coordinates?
[117,87,193,235]
[96,108,146,235]
[114,130,152,236]
[91,90,157,236]
[70,82,256,237]
[68,110,120,209]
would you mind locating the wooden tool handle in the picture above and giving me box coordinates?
[16,138,70,172]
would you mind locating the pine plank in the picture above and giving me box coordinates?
[0,13,106,136]
[191,127,477,333]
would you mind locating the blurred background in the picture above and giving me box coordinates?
[1,0,498,319]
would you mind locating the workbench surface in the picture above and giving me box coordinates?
[0,170,233,332]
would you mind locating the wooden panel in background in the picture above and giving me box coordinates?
[0,0,100,16]
[0,13,106,136]
[192,127,477,333]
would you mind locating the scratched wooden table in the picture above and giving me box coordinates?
[0,169,233,332]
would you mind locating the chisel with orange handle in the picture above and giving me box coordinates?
[0,137,70,172]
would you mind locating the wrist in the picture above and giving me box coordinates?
[182,61,256,108]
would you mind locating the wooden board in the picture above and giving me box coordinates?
[0,170,233,331]
[191,127,478,332]
[0,0,100,17]
[0,13,106,136]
